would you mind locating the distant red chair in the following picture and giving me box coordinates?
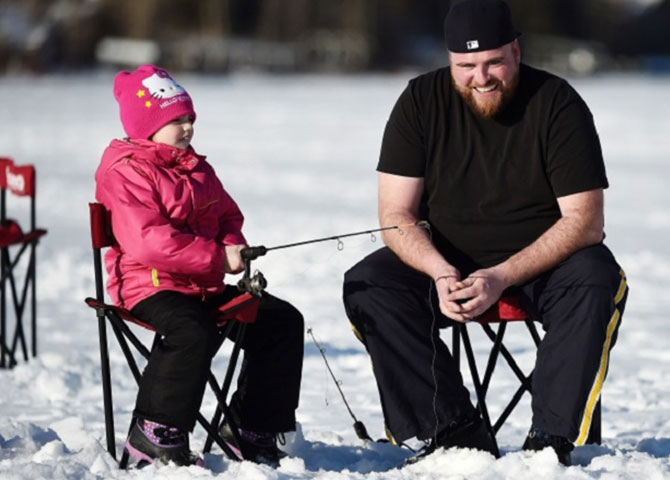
[452,296,601,456]
[0,157,47,368]
[85,202,260,467]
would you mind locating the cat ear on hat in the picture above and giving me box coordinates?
[113,70,130,101]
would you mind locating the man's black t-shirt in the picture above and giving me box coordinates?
[377,64,608,272]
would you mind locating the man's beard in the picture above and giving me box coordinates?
[453,72,519,119]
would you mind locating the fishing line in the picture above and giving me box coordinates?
[424,223,442,446]
[237,220,431,447]
[307,327,374,442]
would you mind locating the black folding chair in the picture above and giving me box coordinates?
[85,202,260,467]
[452,296,601,456]
[0,157,47,368]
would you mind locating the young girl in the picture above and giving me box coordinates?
[95,64,304,467]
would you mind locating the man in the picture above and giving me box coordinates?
[342,0,628,466]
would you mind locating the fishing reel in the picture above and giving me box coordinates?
[237,269,267,296]
[237,246,268,296]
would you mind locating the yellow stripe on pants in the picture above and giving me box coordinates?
[575,270,627,445]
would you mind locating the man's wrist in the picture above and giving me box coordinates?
[491,262,517,288]
[434,274,458,283]
[431,264,460,282]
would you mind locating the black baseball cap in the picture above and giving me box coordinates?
[444,0,521,53]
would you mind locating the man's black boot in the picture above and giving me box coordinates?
[522,425,574,466]
[406,416,498,465]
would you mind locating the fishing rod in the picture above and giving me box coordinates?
[241,221,429,262]
[235,221,429,448]
[307,327,416,450]
[236,220,429,295]
[307,327,374,442]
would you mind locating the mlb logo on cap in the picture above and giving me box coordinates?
[443,0,520,53]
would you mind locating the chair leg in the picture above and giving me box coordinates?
[1,249,7,369]
[8,268,29,363]
[203,320,240,454]
[204,401,224,454]
[452,326,461,369]
[479,323,535,434]
[463,317,602,449]
[0,272,14,367]
[10,312,28,363]
[480,322,507,394]
[203,323,247,458]
[1,242,37,366]
[459,324,501,458]
[492,382,531,433]
[98,313,159,469]
[108,313,245,462]
[524,319,542,346]
[480,324,533,390]
[94,303,254,465]
[98,315,117,460]
[197,411,242,460]
[30,243,37,358]
[0,338,7,367]
[106,318,145,387]
[202,375,244,460]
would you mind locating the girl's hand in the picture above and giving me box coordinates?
[223,244,245,274]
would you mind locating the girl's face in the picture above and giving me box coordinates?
[151,114,194,149]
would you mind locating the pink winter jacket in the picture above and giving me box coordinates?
[95,138,246,310]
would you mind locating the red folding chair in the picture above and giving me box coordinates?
[452,296,601,456]
[84,202,261,467]
[0,157,47,368]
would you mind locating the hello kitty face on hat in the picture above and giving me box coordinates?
[114,64,195,138]
[141,72,186,99]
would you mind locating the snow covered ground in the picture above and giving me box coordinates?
[0,70,669,479]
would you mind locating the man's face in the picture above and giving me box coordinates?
[449,40,521,119]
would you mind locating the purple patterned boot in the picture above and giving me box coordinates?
[125,418,204,467]
[219,421,287,467]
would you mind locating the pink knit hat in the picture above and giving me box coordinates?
[113,64,196,139]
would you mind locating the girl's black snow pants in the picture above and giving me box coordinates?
[342,244,627,445]
[131,288,304,433]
